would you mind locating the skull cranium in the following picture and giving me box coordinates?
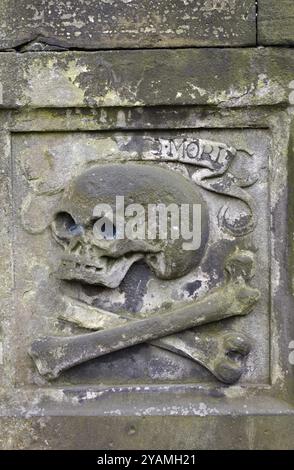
[51,163,209,288]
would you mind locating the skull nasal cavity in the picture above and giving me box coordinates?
[99,221,116,240]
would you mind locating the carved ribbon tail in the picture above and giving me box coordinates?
[192,168,258,237]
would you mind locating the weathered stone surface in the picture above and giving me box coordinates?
[0,7,293,447]
[0,48,294,109]
[0,416,294,450]
[258,0,294,45]
[0,0,256,50]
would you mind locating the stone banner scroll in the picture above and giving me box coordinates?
[142,136,258,236]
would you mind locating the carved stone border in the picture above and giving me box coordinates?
[0,105,292,416]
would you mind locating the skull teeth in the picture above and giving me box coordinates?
[61,260,103,273]
[57,253,144,287]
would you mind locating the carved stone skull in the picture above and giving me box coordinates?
[51,163,209,288]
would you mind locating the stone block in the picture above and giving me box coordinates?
[258,0,294,45]
[0,0,256,50]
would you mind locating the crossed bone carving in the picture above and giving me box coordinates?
[29,249,260,381]
[57,298,253,384]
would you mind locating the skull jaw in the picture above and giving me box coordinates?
[56,253,144,289]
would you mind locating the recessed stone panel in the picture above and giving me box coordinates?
[8,127,270,387]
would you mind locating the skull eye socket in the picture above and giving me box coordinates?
[52,212,84,239]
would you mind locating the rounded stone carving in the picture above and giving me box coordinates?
[52,163,209,287]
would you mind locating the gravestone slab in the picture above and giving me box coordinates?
[0,50,293,449]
